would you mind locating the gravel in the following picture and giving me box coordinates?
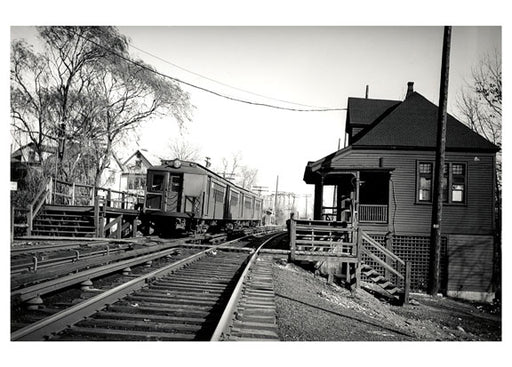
[271,260,501,341]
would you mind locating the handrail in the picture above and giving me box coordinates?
[27,178,52,235]
[54,179,144,208]
[361,247,404,280]
[360,229,411,304]
[361,231,405,266]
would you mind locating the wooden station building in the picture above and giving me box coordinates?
[302,82,499,302]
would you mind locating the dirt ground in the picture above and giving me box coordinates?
[272,260,501,341]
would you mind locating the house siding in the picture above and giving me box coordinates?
[446,234,494,295]
[331,149,495,236]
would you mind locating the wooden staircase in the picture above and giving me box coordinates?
[287,219,411,304]
[31,205,96,237]
[360,263,400,297]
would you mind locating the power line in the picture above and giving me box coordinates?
[129,43,330,110]
[69,29,347,113]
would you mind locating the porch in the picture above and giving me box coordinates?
[305,167,393,228]
[288,218,411,304]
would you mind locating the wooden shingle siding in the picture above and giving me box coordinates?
[332,149,495,235]
[447,235,494,292]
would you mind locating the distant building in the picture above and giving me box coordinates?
[119,149,161,195]
[303,82,499,302]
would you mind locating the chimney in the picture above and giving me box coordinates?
[365,85,369,99]
[406,81,414,99]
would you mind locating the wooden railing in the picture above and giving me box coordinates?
[289,219,357,261]
[26,178,53,236]
[359,204,388,223]
[287,218,411,304]
[53,179,144,210]
[360,231,411,304]
[12,207,30,238]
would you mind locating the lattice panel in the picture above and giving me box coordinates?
[361,234,447,291]
[392,235,448,291]
[361,235,393,283]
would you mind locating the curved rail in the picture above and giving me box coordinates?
[210,232,283,341]
[11,234,258,341]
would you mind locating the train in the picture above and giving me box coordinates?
[141,158,263,235]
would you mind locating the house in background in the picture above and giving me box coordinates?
[99,151,125,191]
[11,142,56,184]
[303,82,499,302]
[120,149,161,196]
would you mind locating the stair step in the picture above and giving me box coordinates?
[32,229,95,235]
[33,223,95,229]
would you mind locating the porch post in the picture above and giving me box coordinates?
[313,176,324,220]
[353,171,360,228]
[336,184,343,221]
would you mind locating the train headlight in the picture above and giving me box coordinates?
[173,159,182,168]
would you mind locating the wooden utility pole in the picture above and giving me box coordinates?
[428,26,452,296]
[274,175,279,217]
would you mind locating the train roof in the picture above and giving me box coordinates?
[149,159,260,197]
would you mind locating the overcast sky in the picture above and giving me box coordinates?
[9,26,502,215]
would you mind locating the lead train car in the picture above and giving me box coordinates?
[143,159,262,235]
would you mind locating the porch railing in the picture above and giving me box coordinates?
[289,219,357,260]
[359,204,388,223]
[53,179,144,210]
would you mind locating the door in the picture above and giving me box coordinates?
[165,174,182,212]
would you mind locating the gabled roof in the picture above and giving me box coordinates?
[123,149,161,168]
[11,142,56,158]
[346,97,401,127]
[351,92,499,152]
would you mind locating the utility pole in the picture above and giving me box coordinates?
[429,26,452,296]
[274,176,279,219]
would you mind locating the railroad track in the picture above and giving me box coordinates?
[11,230,286,341]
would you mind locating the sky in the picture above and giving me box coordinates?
[8,25,501,216]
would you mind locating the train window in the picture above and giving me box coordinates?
[231,192,239,206]
[151,174,165,191]
[170,176,181,192]
[213,184,224,202]
[244,197,253,209]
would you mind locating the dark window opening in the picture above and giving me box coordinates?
[151,174,165,191]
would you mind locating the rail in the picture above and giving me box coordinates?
[211,232,282,341]
[11,235,249,341]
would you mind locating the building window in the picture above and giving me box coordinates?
[418,162,433,202]
[127,174,146,190]
[451,163,466,202]
[417,161,466,204]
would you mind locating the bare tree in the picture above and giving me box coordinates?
[456,51,501,303]
[457,52,501,153]
[167,139,201,161]
[220,152,242,181]
[11,26,192,187]
[238,165,258,189]
[217,152,258,189]
[11,40,56,163]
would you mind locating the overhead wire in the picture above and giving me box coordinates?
[69,29,347,113]
[129,43,329,110]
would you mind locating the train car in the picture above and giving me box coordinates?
[142,158,262,235]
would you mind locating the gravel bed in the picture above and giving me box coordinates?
[271,261,501,341]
